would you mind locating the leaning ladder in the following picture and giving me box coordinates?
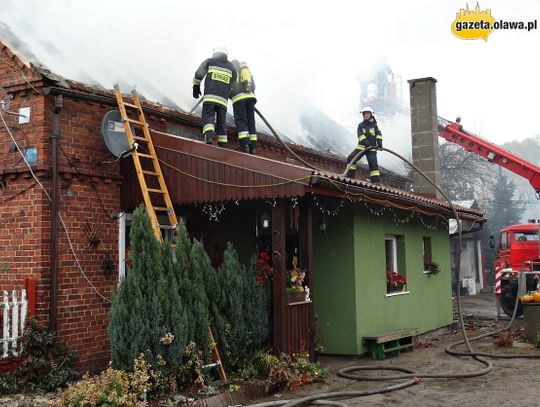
[204,327,228,382]
[113,85,177,241]
[114,86,227,381]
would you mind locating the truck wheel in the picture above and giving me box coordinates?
[500,280,522,317]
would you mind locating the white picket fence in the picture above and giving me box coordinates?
[1,289,27,358]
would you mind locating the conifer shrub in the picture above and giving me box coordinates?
[108,207,187,378]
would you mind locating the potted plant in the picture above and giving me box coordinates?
[287,256,307,302]
[386,270,406,293]
[424,260,441,275]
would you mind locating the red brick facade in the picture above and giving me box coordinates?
[1,43,124,371]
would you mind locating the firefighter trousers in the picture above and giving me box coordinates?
[232,98,257,154]
[202,102,228,147]
[346,148,381,183]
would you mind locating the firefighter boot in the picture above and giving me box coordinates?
[239,137,250,153]
[249,136,257,155]
[204,130,215,145]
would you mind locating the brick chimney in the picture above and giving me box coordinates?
[408,77,441,199]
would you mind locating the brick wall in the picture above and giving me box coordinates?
[51,96,122,371]
[1,44,123,372]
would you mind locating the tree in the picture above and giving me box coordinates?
[439,142,496,200]
[108,206,187,374]
[188,240,212,357]
[486,169,525,236]
[242,255,271,354]
[211,243,247,371]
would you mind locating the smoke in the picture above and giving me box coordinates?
[15,0,540,177]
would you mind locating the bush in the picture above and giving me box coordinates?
[56,355,158,407]
[0,319,78,394]
[108,207,187,380]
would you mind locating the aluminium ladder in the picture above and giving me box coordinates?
[113,85,177,241]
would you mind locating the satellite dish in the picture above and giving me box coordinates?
[100,110,132,157]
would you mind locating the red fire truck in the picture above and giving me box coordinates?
[438,118,540,316]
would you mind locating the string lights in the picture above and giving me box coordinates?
[310,192,447,230]
[202,202,226,222]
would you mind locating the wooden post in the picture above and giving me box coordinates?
[272,200,287,354]
[25,278,37,317]
[298,197,314,357]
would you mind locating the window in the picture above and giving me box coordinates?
[514,232,539,242]
[500,232,509,250]
[422,237,432,267]
[385,236,397,272]
[118,212,181,281]
[385,235,406,294]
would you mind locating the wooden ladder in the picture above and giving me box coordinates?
[113,85,177,241]
[203,327,228,382]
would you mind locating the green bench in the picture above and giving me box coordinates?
[363,328,417,360]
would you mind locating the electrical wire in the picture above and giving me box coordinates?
[0,54,44,95]
[0,108,111,303]
[0,180,37,203]
[58,143,116,221]
[152,143,472,223]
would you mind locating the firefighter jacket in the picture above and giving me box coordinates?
[356,118,382,150]
[230,60,256,105]
[193,53,236,108]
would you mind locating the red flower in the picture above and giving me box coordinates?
[254,251,273,285]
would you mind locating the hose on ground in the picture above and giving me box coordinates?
[231,110,539,406]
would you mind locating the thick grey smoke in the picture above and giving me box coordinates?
[1,0,538,170]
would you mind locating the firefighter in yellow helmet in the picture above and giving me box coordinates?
[345,107,382,183]
[192,46,236,147]
[230,60,257,154]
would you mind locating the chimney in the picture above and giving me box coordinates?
[408,77,441,199]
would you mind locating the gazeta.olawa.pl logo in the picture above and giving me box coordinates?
[452,3,537,41]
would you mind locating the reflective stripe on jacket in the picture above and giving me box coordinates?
[193,54,236,108]
[230,61,256,105]
[357,119,382,147]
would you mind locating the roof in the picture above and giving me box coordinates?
[120,133,485,222]
[0,38,484,222]
[500,223,540,233]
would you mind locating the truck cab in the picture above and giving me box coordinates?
[495,223,540,316]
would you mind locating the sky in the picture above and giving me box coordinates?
[1,0,539,173]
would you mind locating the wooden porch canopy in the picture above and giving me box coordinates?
[120,133,485,224]
[121,132,313,207]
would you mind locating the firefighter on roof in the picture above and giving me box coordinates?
[230,60,258,154]
[346,106,382,183]
[192,46,236,147]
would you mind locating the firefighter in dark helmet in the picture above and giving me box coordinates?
[192,46,236,147]
[345,106,382,183]
[230,60,258,154]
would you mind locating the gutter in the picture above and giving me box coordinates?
[50,95,62,333]
[43,86,203,127]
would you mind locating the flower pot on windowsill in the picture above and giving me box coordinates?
[288,292,307,303]
[387,285,405,294]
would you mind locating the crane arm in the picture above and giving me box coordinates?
[437,117,540,198]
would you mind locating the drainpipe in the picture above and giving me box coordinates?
[50,95,63,333]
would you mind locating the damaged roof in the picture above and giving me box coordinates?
[0,37,484,222]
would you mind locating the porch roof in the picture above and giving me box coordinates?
[121,133,486,223]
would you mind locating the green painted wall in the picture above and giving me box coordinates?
[313,200,453,355]
[312,203,358,354]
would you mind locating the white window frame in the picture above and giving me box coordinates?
[118,212,132,282]
[385,235,410,297]
[385,235,398,273]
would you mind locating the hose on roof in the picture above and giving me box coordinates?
[254,107,321,171]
